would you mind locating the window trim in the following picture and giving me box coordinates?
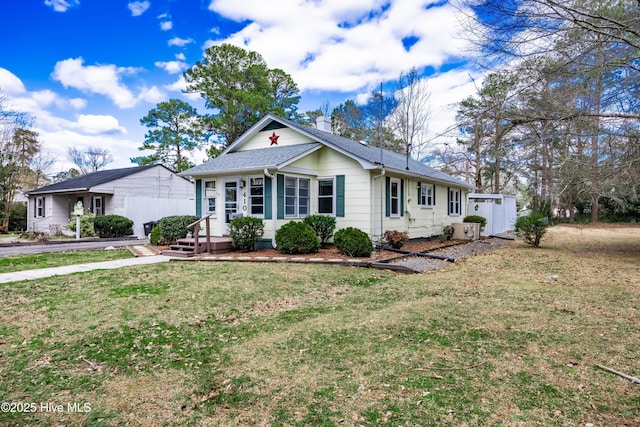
[284,176,310,218]
[92,196,104,216]
[389,178,401,217]
[203,179,217,216]
[418,183,435,208]
[247,176,265,217]
[317,177,336,216]
[35,196,45,218]
[448,187,462,216]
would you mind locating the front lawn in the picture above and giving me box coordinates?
[0,249,134,273]
[0,225,638,426]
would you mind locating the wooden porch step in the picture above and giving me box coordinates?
[162,236,233,257]
[161,249,197,258]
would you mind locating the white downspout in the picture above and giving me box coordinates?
[371,166,385,241]
[264,168,277,248]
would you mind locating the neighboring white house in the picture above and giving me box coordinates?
[27,164,195,238]
[179,114,473,246]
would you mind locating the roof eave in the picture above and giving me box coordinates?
[381,166,473,190]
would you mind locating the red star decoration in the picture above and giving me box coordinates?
[269,132,279,145]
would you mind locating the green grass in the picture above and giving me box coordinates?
[0,225,638,426]
[0,249,133,273]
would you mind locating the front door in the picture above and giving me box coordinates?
[223,179,240,233]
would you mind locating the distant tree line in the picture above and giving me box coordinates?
[435,0,640,222]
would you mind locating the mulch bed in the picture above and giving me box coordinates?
[208,238,469,261]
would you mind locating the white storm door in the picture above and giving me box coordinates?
[223,179,240,233]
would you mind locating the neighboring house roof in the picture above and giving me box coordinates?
[181,114,473,189]
[27,164,168,195]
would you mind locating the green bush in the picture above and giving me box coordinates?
[334,227,372,257]
[149,225,161,246]
[303,214,336,246]
[157,215,200,244]
[229,216,264,251]
[67,213,96,238]
[463,215,487,230]
[275,221,320,254]
[515,213,548,247]
[93,214,134,238]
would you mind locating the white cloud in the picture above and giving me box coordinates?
[175,53,186,61]
[76,114,127,134]
[44,0,79,13]
[160,20,172,31]
[168,37,194,47]
[51,57,138,108]
[207,0,472,94]
[138,86,165,103]
[0,68,27,95]
[155,60,187,74]
[128,1,150,17]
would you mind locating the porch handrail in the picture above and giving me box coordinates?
[187,215,212,254]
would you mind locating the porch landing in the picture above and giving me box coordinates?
[162,236,232,258]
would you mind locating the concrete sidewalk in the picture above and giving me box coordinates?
[0,255,171,284]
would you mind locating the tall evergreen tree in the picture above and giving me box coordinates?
[183,44,300,146]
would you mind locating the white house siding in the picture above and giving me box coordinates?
[239,128,315,151]
[406,183,468,239]
[27,194,60,233]
[28,166,193,237]
[371,176,470,241]
[91,167,193,237]
[314,147,371,234]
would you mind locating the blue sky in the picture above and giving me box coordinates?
[0,0,482,174]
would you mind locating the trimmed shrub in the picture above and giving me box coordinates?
[229,216,264,251]
[463,215,487,230]
[149,225,161,246]
[67,213,96,238]
[515,214,548,247]
[383,229,409,249]
[94,214,134,238]
[334,227,372,257]
[275,221,320,254]
[303,214,336,246]
[157,215,200,244]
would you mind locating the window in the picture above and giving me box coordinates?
[418,183,435,207]
[204,180,216,215]
[92,196,104,216]
[248,177,264,216]
[448,188,461,216]
[285,176,310,217]
[318,178,335,215]
[390,178,401,217]
[34,196,45,218]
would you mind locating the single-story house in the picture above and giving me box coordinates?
[27,164,194,238]
[179,114,473,246]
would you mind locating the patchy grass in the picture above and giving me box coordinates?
[0,225,638,426]
[0,249,133,273]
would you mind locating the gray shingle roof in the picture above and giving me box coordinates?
[281,117,471,188]
[182,143,321,176]
[28,165,159,195]
[181,114,472,189]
